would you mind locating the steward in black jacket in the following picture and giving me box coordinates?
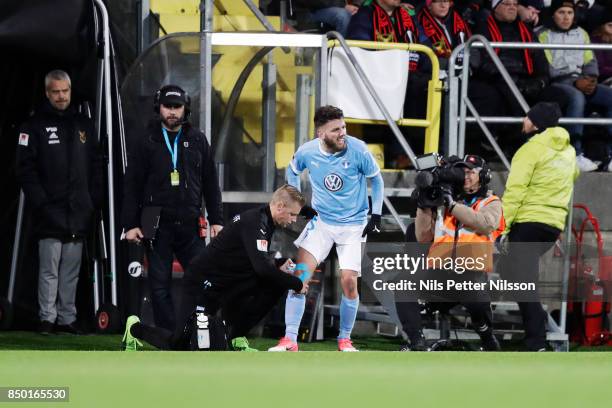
[121,120,223,230]
[16,100,100,240]
[121,84,223,331]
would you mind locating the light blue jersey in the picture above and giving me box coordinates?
[288,136,381,226]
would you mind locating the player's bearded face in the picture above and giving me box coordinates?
[319,118,347,153]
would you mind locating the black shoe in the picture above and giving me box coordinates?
[480,333,501,351]
[38,321,54,335]
[55,323,83,335]
[400,335,431,352]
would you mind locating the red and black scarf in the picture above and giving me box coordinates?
[372,2,417,44]
[418,7,471,58]
[486,15,534,75]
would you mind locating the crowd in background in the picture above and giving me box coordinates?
[269,0,612,171]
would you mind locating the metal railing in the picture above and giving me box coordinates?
[322,32,448,232]
[447,36,612,163]
[325,34,443,156]
[196,11,444,231]
[446,36,612,348]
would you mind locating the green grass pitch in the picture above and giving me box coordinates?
[1,333,612,407]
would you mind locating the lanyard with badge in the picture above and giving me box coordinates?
[162,127,182,187]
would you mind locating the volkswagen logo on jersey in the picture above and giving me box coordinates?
[324,173,343,192]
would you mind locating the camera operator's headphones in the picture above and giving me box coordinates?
[153,84,191,119]
[463,154,491,185]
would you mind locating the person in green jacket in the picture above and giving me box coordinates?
[502,101,579,351]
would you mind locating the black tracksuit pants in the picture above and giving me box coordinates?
[145,217,206,332]
[504,222,561,351]
[394,223,493,343]
[132,262,285,350]
[395,269,493,343]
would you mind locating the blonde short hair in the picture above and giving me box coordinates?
[271,184,305,207]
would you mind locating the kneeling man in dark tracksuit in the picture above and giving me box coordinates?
[122,185,307,351]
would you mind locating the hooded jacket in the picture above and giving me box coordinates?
[502,126,579,232]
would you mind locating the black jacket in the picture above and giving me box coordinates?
[195,206,303,292]
[471,13,549,83]
[121,121,223,230]
[16,101,100,240]
[417,7,471,72]
[347,3,419,43]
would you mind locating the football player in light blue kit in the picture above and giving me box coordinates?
[268,105,384,352]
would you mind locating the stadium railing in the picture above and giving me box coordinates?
[325,34,443,157]
[447,35,612,165]
[444,36,612,349]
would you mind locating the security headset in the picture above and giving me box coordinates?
[153,84,191,120]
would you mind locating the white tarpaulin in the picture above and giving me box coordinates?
[327,47,409,121]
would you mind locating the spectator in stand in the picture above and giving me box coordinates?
[468,0,567,152]
[347,0,419,47]
[417,0,472,72]
[574,0,608,33]
[591,10,612,84]
[518,0,543,26]
[538,0,612,172]
[412,0,472,156]
[295,1,363,37]
[454,0,487,30]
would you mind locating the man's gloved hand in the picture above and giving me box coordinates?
[443,193,455,209]
[440,185,455,209]
[496,234,510,255]
[299,205,318,220]
[362,214,382,237]
[411,187,424,209]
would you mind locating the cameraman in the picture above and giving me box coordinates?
[398,155,504,351]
